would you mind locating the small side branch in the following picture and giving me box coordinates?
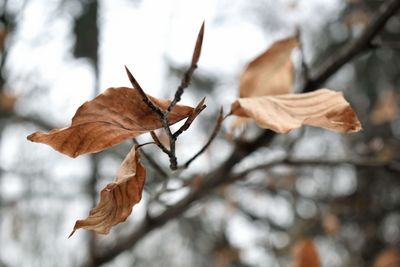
[150,131,170,155]
[229,157,400,184]
[133,139,169,179]
[181,108,224,169]
[173,97,206,139]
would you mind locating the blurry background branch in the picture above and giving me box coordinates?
[303,0,400,92]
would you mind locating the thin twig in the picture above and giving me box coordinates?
[136,141,155,149]
[167,22,205,112]
[150,131,170,155]
[156,22,206,170]
[133,139,169,179]
[228,157,400,184]
[125,65,178,169]
[173,97,206,139]
[180,108,224,169]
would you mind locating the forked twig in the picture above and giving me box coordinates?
[125,22,206,171]
[133,139,169,178]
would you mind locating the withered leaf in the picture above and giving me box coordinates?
[373,248,400,267]
[0,91,17,113]
[322,213,340,236]
[231,89,362,133]
[293,239,320,267]
[27,87,194,157]
[239,36,298,98]
[370,89,398,125]
[69,145,145,236]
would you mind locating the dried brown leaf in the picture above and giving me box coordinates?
[0,27,7,51]
[370,89,398,125]
[27,87,194,157]
[373,248,400,267]
[345,10,370,27]
[239,36,298,98]
[231,89,362,133]
[0,91,17,113]
[292,239,320,267]
[322,213,340,236]
[69,145,145,236]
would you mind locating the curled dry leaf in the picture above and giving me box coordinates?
[292,239,320,267]
[231,89,362,133]
[27,87,194,157]
[239,36,298,98]
[69,145,145,236]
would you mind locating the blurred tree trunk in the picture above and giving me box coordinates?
[72,0,100,265]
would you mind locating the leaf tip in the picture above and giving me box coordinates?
[26,133,36,141]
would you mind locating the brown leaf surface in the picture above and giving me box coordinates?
[239,36,298,98]
[322,213,340,236]
[373,248,400,267]
[370,89,398,125]
[27,87,194,157]
[292,239,320,267]
[69,145,145,236]
[231,89,362,133]
[0,91,17,113]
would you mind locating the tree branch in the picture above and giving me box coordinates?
[303,0,400,92]
[172,97,206,139]
[229,157,400,184]
[133,139,169,179]
[180,108,224,169]
[84,1,400,265]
